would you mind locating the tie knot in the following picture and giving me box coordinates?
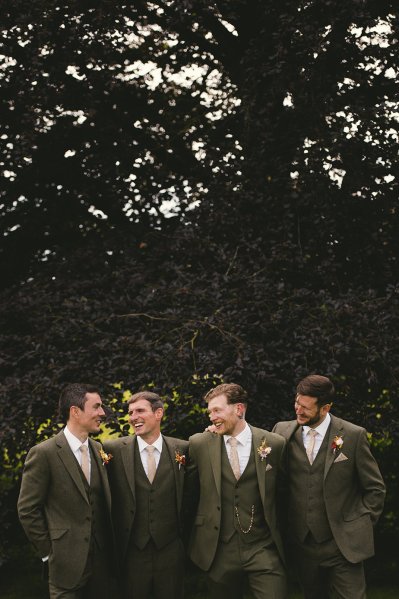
[80,444,88,453]
[308,429,317,438]
[228,437,238,447]
[146,445,155,454]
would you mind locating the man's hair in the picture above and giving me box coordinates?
[296,375,335,406]
[58,383,101,423]
[204,383,248,405]
[128,391,164,412]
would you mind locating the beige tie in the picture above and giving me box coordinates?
[80,444,90,483]
[306,429,318,465]
[146,445,156,483]
[228,437,241,480]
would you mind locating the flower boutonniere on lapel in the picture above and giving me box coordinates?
[257,438,272,467]
[99,447,113,465]
[331,435,344,454]
[175,450,186,470]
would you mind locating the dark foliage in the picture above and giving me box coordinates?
[1,0,398,579]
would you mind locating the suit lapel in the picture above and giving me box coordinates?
[207,433,222,498]
[89,439,112,511]
[121,435,136,500]
[56,431,89,504]
[324,415,344,479]
[163,436,185,514]
[252,426,266,508]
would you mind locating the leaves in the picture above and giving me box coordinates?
[1,0,398,571]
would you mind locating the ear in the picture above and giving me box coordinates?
[155,407,164,421]
[235,403,245,417]
[69,405,80,420]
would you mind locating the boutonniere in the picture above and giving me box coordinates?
[257,438,272,461]
[99,448,113,465]
[331,435,344,453]
[175,450,186,469]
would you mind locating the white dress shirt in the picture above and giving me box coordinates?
[64,425,91,479]
[137,434,163,476]
[224,422,252,476]
[302,412,331,460]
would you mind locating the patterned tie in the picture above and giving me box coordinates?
[80,444,90,483]
[146,445,156,483]
[228,437,241,480]
[306,429,318,465]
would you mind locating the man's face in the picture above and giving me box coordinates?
[207,394,245,437]
[77,392,105,434]
[294,394,330,428]
[128,399,163,443]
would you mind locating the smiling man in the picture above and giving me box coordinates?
[187,383,287,599]
[104,391,188,599]
[273,374,386,599]
[18,383,115,599]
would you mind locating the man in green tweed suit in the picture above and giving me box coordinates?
[18,383,115,599]
[104,391,188,599]
[187,383,287,599]
[273,374,386,599]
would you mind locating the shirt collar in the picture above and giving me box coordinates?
[64,425,88,452]
[137,433,163,453]
[224,422,252,447]
[303,412,331,437]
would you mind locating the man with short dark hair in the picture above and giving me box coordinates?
[187,383,287,599]
[104,391,188,599]
[273,374,386,599]
[18,383,115,599]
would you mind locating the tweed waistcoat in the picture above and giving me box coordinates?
[220,443,271,545]
[288,427,333,543]
[78,449,110,551]
[131,444,179,550]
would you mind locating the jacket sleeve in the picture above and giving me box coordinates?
[355,428,386,525]
[17,445,52,557]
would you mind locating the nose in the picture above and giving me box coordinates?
[99,406,105,416]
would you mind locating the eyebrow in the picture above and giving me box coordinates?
[294,398,314,409]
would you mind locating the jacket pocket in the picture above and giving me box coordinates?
[343,508,370,522]
[49,528,68,540]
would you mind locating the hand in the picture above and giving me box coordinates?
[205,424,218,434]
[41,559,49,581]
